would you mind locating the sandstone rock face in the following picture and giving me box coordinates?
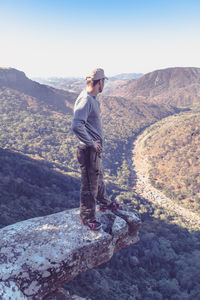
[0,68,26,86]
[0,208,141,299]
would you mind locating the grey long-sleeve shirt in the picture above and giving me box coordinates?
[71,89,103,147]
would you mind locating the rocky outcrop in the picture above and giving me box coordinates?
[0,208,141,299]
[0,68,27,86]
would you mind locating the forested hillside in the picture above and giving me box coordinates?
[139,108,200,215]
[0,148,79,228]
[0,67,200,299]
[100,95,179,174]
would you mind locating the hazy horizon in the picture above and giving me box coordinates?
[0,0,200,78]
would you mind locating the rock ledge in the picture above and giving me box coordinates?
[0,208,141,299]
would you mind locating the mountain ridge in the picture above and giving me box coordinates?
[0,68,78,114]
[113,67,200,107]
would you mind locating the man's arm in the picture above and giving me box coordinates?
[72,119,95,147]
[71,96,95,147]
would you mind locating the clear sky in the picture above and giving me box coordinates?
[0,0,200,78]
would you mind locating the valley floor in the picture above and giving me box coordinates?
[132,130,200,231]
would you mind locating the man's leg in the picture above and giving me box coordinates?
[77,146,99,223]
[96,152,120,211]
[96,157,111,206]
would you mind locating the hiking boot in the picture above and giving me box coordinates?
[81,219,102,231]
[99,201,120,212]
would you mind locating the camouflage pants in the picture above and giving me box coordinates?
[77,145,110,223]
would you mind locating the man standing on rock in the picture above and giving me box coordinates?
[72,68,119,231]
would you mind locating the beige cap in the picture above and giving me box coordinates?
[86,68,108,81]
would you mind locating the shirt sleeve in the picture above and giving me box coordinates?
[71,96,95,147]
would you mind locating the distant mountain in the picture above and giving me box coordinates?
[114,67,200,107]
[32,76,85,94]
[33,73,143,94]
[32,76,83,84]
[0,68,78,114]
[101,73,142,96]
[109,73,143,81]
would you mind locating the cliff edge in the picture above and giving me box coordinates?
[0,208,141,299]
